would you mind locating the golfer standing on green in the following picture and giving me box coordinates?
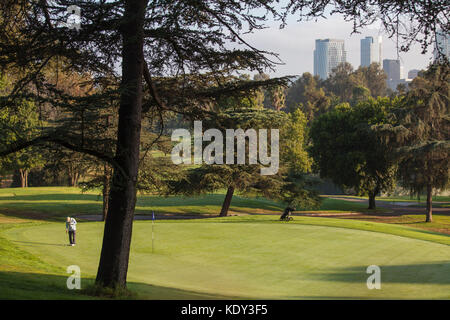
[66,217,77,246]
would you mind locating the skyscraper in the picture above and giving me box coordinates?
[377,36,383,65]
[383,59,401,81]
[314,39,347,80]
[361,36,382,67]
[361,36,376,67]
[383,59,405,90]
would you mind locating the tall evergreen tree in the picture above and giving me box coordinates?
[0,75,43,187]
[286,72,330,120]
[377,63,449,222]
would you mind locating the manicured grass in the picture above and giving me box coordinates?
[339,214,450,235]
[0,187,284,218]
[314,197,384,212]
[1,216,449,299]
[0,187,448,299]
[0,222,230,300]
[331,194,450,202]
[0,187,381,220]
[379,195,450,202]
[0,223,91,299]
[376,195,450,208]
[331,194,450,207]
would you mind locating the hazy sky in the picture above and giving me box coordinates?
[239,14,434,79]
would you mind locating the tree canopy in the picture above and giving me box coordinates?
[377,63,449,221]
[310,97,397,208]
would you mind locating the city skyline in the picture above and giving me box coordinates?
[240,14,434,78]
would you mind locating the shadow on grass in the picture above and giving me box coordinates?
[11,240,68,247]
[310,261,450,285]
[0,193,102,202]
[0,204,102,222]
[0,271,239,300]
[0,193,284,222]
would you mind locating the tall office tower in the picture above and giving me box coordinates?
[383,59,404,90]
[377,36,383,65]
[314,39,347,80]
[434,29,449,61]
[361,36,376,67]
[383,59,401,81]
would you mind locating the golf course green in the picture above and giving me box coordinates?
[1,215,449,299]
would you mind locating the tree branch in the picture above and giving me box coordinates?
[0,135,128,180]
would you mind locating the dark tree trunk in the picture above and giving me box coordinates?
[102,164,111,222]
[220,186,235,217]
[368,192,376,209]
[19,169,28,188]
[95,0,147,289]
[19,170,25,188]
[69,171,79,187]
[426,184,433,223]
[368,186,380,210]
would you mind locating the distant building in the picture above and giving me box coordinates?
[314,39,347,80]
[408,69,420,80]
[361,36,376,67]
[377,36,383,65]
[360,36,382,67]
[388,79,409,91]
[434,29,450,61]
[383,59,407,90]
[383,59,401,81]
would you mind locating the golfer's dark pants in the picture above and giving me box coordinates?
[68,231,76,245]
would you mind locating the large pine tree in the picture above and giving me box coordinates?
[378,63,449,222]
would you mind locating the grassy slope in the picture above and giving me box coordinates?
[0,222,93,299]
[0,187,382,220]
[331,195,450,208]
[2,187,448,235]
[337,214,450,236]
[1,216,449,299]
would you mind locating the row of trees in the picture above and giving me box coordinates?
[1,60,448,222]
[285,62,390,120]
[246,61,390,122]
[1,59,448,221]
[309,63,449,222]
[0,73,320,217]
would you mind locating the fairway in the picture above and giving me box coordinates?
[2,217,449,299]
